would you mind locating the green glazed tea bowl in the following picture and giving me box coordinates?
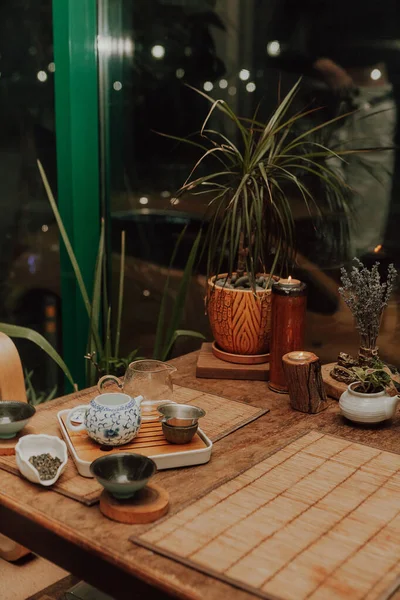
[0,402,36,439]
[90,453,156,499]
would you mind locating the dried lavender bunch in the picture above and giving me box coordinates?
[339,259,397,351]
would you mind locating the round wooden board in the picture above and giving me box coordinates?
[99,483,169,524]
[212,341,270,365]
[321,363,347,400]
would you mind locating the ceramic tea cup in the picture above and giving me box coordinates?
[66,392,143,447]
[90,453,156,499]
[0,401,36,439]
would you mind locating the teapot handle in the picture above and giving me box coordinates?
[97,375,123,393]
[66,405,89,431]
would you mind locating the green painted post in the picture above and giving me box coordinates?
[52,0,100,389]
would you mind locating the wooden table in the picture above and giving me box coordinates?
[1,351,400,600]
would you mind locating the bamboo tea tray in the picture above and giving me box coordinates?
[134,431,400,600]
[57,410,212,478]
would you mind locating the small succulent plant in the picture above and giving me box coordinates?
[342,362,399,395]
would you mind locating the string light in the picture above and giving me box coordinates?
[371,69,382,81]
[267,40,281,56]
[151,45,165,59]
[203,81,213,92]
[239,69,250,81]
[37,71,47,82]
[219,79,228,89]
[97,36,134,57]
[246,82,256,93]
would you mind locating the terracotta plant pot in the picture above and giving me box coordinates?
[207,274,275,355]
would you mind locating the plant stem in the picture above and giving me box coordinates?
[114,230,126,358]
[237,231,246,278]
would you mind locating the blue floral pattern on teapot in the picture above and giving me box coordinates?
[66,393,142,446]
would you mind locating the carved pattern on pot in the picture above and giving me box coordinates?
[207,275,272,355]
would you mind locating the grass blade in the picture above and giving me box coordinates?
[162,330,206,361]
[37,159,102,355]
[153,225,189,360]
[114,230,126,357]
[86,218,105,386]
[162,228,203,361]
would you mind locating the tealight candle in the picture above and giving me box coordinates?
[287,351,313,362]
[277,276,301,286]
[268,276,307,393]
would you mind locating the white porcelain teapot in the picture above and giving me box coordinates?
[66,392,143,446]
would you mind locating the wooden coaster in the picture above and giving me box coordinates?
[0,424,36,456]
[321,362,347,400]
[0,438,19,457]
[99,483,169,524]
[211,341,270,365]
[196,343,270,381]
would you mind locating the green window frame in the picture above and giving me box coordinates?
[52,0,101,389]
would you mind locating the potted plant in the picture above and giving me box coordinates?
[339,364,400,423]
[168,80,352,359]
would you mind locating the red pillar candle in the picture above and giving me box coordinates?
[268,277,307,393]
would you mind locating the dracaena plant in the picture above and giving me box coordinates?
[163,79,355,290]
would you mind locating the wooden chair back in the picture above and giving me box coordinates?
[0,332,27,402]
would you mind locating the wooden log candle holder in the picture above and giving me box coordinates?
[282,351,328,413]
[268,278,307,393]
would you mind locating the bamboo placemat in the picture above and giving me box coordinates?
[0,385,268,506]
[133,431,400,600]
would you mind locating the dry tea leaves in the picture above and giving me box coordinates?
[29,453,62,481]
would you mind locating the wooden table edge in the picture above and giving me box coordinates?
[0,486,199,600]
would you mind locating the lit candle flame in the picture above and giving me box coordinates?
[287,275,292,283]
[374,244,382,253]
[288,350,312,361]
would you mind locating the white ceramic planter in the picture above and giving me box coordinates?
[339,383,400,424]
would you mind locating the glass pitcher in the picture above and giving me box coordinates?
[97,360,177,422]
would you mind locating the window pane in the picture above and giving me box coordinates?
[0,0,61,397]
[98,0,399,365]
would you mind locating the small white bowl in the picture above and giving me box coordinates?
[15,434,68,487]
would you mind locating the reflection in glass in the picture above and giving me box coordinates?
[0,0,61,394]
[99,0,400,367]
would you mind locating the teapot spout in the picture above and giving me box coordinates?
[385,395,400,419]
[134,395,143,407]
